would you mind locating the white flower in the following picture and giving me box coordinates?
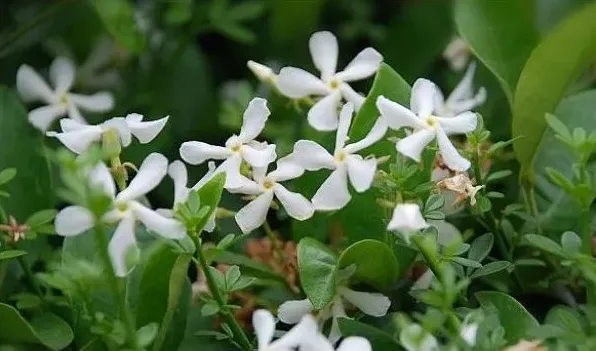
[293,103,387,210]
[277,31,382,131]
[443,37,471,72]
[253,309,318,351]
[460,321,479,346]
[278,286,390,344]
[387,204,429,243]
[231,156,314,233]
[435,62,486,117]
[47,113,168,154]
[77,37,123,89]
[376,79,477,171]
[16,57,114,131]
[54,153,185,276]
[165,160,217,232]
[304,333,373,351]
[400,324,439,351]
[247,60,277,84]
[180,97,276,189]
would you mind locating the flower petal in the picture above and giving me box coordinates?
[278,299,314,324]
[376,96,424,130]
[59,118,86,132]
[273,184,314,221]
[339,83,365,111]
[448,87,486,116]
[235,191,274,233]
[130,202,186,239]
[66,103,87,123]
[125,113,169,143]
[447,61,477,104]
[277,67,329,98]
[400,324,439,351]
[204,213,216,232]
[70,92,114,112]
[238,97,270,142]
[307,91,341,131]
[46,126,103,154]
[312,167,351,211]
[436,129,470,171]
[252,310,275,350]
[387,203,429,238]
[89,162,117,198]
[103,117,132,147]
[241,143,277,168]
[410,78,438,117]
[226,175,263,195]
[180,141,230,165]
[435,111,477,135]
[168,160,189,204]
[345,154,376,193]
[293,140,335,171]
[339,287,391,317]
[396,129,436,162]
[344,117,388,154]
[268,155,304,182]
[337,337,372,351]
[247,60,276,82]
[335,102,354,151]
[270,314,318,351]
[336,47,383,82]
[108,215,139,277]
[309,31,338,81]
[117,153,168,202]
[55,206,94,236]
[17,65,55,103]
[217,154,244,189]
[329,297,348,345]
[49,57,76,94]
[29,104,67,132]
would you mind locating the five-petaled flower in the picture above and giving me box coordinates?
[17,57,114,132]
[293,103,387,210]
[180,97,276,189]
[376,78,478,171]
[54,153,185,276]
[387,203,430,243]
[252,309,318,351]
[47,114,168,154]
[277,31,383,131]
[231,156,314,233]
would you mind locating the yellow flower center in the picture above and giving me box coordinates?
[116,202,129,213]
[329,79,340,89]
[335,151,346,162]
[424,115,439,129]
[230,144,241,152]
[58,94,69,107]
[263,180,274,189]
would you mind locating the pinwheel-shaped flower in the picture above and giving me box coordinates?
[376,79,477,171]
[293,103,387,210]
[278,287,390,344]
[180,97,276,188]
[434,62,486,117]
[54,153,185,276]
[231,156,314,233]
[47,114,168,154]
[277,31,382,131]
[17,57,114,131]
[387,203,429,243]
[253,309,318,351]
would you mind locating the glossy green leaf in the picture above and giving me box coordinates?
[0,87,53,220]
[454,0,539,104]
[545,305,584,334]
[0,303,73,350]
[476,291,539,343]
[470,261,512,279]
[194,173,226,233]
[338,239,399,290]
[512,1,596,176]
[88,0,145,53]
[0,250,27,261]
[297,238,338,309]
[0,168,16,185]
[338,318,400,351]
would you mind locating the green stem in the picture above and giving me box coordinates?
[17,256,44,302]
[192,235,252,351]
[93,225,140,351]
[580,208,592,256]
[0,261,7,293]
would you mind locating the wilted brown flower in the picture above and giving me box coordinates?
[0,216,29,244]
[246,237,299,293]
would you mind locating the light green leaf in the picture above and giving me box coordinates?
[512,1,596,176]
[137,323,159,349]
[470,261,512,279]
[561,231,581,254]
[88,0,146,53]
[467,233,494,262]
[0,250,27,261]
[0,303,74,350]
[449,257,482,268]
[454,0,539,104]
[297,238,338,310]
[0,168,16,185]
[523,234,566,258]
[25,209,57,230]
[194,173,225,233]
[544,305,584,335]
[476,291,539,343]
[338,239,399,290]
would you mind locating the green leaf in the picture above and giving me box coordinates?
[545,113,572,141]
[424,194,445,213]
[297,238,338,310]
[448,257,482,268]
[0,87,53,219]
[523,234,567,258]
[194,173,226,233]
[476,291,539,343]
[512,1,596,176]
[0,250,27,261]
[25,209,58,230]
[0,168,16,185]
[338,239,399,290]
[561,231,581,254]
[470,261,512,279]
[468,233,494,262]
[454,0,539,104]
[135,243,192,351]
[0,303,74,350]
[88,0,145,53]
[544,305,584,334]
[485,170,513,184]
[337,318,400,351]
[208,249,285,283]
[137,323,159,348]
